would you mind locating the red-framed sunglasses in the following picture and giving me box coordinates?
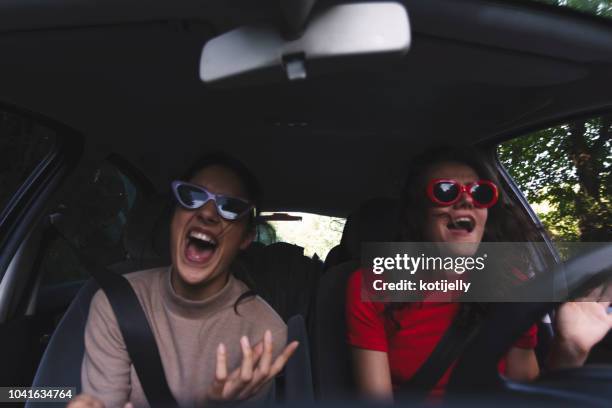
[426,178,499,208]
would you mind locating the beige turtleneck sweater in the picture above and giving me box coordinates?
[81,267,287,408]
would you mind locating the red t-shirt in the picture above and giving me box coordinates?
[346,269,537,397]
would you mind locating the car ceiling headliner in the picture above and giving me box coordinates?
[1,0,612,215]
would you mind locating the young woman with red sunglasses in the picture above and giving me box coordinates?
[69,153,298,408]
[346,147,612,400]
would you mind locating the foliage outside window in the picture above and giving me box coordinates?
[531,0,612,18]
[260,212,346,259]
[498,114,611,243]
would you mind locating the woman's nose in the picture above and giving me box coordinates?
[197,199,220,224]
[454,189,474,208]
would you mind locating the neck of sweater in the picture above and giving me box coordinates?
[161,268,245,319]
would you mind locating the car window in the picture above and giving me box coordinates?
[529,0,612,19]
[257,212,346,260]
[0,109,56,216]
[497,113,611,250]
[39,160,144,286]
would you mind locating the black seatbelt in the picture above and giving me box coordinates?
[399,312,481,396]
[88,263,178,408]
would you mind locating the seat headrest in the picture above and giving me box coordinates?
[122,194,172,263]
[340,197,400,260]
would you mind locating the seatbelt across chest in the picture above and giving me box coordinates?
[90,268,179,408]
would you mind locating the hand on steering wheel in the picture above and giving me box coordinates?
[551,284,612,368]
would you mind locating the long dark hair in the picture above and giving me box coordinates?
[384,146,540,329]
[174,151,262,312]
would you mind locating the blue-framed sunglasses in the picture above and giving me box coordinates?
[171,180,254,220]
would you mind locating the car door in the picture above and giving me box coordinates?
[0,105,78,387]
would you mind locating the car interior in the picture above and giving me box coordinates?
[0,0,611,407]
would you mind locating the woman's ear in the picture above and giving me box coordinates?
[239,228,256,250]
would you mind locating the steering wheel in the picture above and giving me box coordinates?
[446,243,612,406]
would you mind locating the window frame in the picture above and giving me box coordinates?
[0,102,83,286]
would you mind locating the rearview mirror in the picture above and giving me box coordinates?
[200,2,411,86]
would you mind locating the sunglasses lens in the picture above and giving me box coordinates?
[216,197,251,220]
[471,183,496,205]
[433,181,459,203]
[176,183,208,209]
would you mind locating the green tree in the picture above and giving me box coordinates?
[498,115,611,242]
[534,0,612,17]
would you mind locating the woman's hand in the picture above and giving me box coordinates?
[66,394,133,408]
[549,286,612,369]
[206,330,299,402]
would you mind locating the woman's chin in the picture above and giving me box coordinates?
[446,242,480,257]
[175,261,217,287]
[436,232,482,256]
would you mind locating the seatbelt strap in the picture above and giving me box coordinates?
[89,266,179,408]
[401,313,481,394]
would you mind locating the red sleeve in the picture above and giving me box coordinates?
[345,269,389,352]
[513,323,538,349]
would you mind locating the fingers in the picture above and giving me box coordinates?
[208,343,228,399]
[258,330,274,377]
[236,330,274,399]
[208,333,300,402]
[67,394,105,408]
[216,343,228,380]
[269,341,300,376]
[597,283,612,308]
[575,285,602,302]
[239,336,254,383]
[248,339,300,397]
[124,404,134,408]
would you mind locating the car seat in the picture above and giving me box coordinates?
[237,241,322,322]
[312,197,400,399]
[323,197,401,272]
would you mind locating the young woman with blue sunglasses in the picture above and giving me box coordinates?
[69,153,298,408]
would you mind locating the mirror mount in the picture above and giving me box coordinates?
[283,53,308,81]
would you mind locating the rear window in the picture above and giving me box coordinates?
[258,212,346,260]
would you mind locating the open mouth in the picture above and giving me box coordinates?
[184,229,218,264]
[447,216,475,233]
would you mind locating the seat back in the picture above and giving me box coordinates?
[285,314,315,402]
[312,260,358,399]
[27,280,99,408]
[109,194,171,274]
[238,242,322,322]
[312,198,400,399]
